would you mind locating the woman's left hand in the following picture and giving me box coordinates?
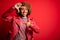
[26,21,31,27]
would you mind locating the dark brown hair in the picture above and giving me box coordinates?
[18,2,31,17]
[21,2,31,15]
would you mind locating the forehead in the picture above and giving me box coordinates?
[21,6,28,9]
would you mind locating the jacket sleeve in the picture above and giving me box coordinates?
[1,6,15,22]
[30,21,40,33]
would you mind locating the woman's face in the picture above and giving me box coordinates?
[20,6,28,17]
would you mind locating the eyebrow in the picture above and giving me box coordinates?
[20,7,28,10]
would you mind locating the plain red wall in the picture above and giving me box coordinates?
[0,0,60,40]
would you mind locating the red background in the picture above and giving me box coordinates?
[0,0,60,40]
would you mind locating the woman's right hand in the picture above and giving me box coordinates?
[13,3,22,10]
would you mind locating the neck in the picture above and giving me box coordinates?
[21,16,27,18]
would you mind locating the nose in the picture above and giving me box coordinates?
[23,10,26,13]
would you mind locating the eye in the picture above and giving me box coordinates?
[21,8,24,10]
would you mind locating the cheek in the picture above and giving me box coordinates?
[25,10,28,13]
[21,10,24,13]
[25,11,28,15]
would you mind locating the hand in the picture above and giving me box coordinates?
[13,3,22,10]
[26,22,31,27]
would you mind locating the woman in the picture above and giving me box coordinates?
[2,2,39,40]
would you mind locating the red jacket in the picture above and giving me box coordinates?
[2,7,40,40]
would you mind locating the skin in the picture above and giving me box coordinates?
[13,3,31,27]
[13,3,22,12]
[20,6,28,18]
[20,6,31,27]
